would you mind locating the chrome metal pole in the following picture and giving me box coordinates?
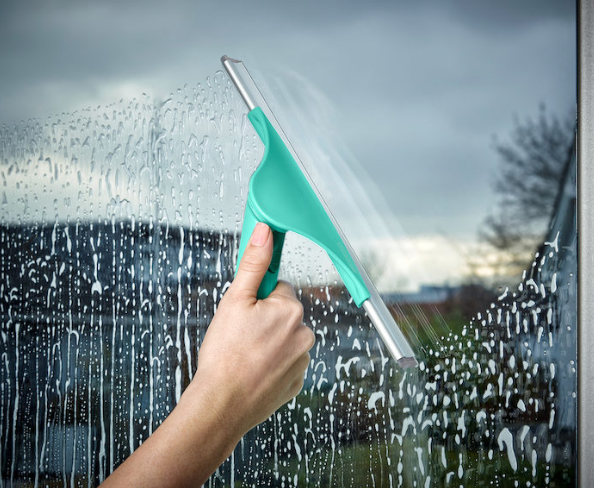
[221,56,257,111]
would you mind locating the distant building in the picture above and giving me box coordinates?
[385,284,459,305]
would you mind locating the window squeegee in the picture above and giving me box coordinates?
[222,56,417,369]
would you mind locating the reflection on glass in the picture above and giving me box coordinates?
[0,72,576,487]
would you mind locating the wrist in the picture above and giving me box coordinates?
[100,373,242,488]
[178,370,244,456]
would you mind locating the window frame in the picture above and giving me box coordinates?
[578,0,593,486]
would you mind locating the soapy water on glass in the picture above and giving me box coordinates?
[0,70,576,486]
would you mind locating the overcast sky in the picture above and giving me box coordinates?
[0,0,576,252]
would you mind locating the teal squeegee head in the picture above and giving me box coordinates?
[222,56,417,369]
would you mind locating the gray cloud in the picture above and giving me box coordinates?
[0,0,576,239]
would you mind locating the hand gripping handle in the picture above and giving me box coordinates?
[236,197,286,299]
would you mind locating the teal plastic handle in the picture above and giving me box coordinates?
[237,199,286,299]
[236,107,371,306]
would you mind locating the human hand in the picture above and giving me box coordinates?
[100,222,313,488]
[183,222,315,439]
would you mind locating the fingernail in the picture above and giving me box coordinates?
[251,222,269,247]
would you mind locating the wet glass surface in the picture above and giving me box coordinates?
[1,72,577,487]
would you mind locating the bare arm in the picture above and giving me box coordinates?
[100,223,314,488]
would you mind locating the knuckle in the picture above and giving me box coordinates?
[287,300,304,322]
[303,327,315,351]
[295,352,310,374]
[277,280,296,296]
[302,351,311,367]
[290,375,305,397]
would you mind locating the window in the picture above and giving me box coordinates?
[1,15,581,488]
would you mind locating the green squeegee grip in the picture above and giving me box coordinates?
[236,107,371,306]
[237,199,286,299]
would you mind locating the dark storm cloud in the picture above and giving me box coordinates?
[0,0,576,237]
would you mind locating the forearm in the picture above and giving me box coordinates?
[100,375,239,488]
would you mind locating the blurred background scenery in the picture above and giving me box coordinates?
[0,1,577,486]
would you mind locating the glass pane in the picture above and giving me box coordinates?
[1,73,577,486]
[1,11,577,488]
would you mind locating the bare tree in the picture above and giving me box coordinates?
[480,104,575,282]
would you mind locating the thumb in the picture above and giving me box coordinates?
[231,222,273,297]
